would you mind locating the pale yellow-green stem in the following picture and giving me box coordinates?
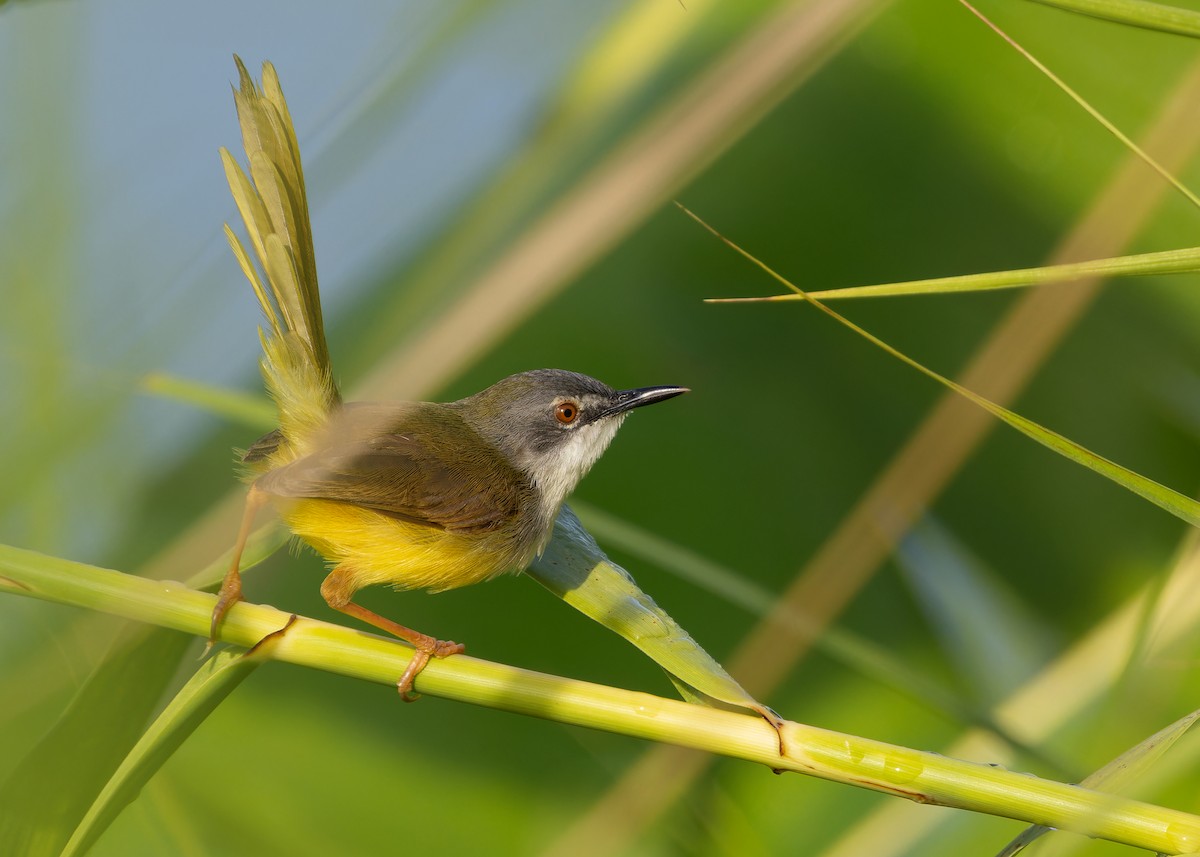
[3,544,1200,852]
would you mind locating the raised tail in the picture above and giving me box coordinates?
[220,56,338,462]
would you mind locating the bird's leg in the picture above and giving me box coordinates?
[207,483,269,653]
[320,565,465,701]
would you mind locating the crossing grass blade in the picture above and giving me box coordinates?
[60,625,296,857]
[140,372,277,430]
[571,501,1062,768]
[994,707,1200,856]
[0,623,193,857]
[896,520,1056,705]
[1022,0,1200,39]
[960,0,1200,212]
[685,203,1200,530]
[707,245,1200,302]
[0,525,289,857]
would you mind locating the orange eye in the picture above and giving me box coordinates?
[555,401,579,425]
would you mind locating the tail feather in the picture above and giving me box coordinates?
[221,55,338,458]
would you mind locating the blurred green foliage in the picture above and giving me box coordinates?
[4,0,1200,854]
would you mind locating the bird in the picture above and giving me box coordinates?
[208,57,686,698]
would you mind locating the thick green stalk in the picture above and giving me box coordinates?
[2,544,1200,853]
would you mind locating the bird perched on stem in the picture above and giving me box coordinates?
[209,57,686,697]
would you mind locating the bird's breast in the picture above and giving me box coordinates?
[278,496,545,593]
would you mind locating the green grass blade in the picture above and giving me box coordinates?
[528,506,778,726]
[686,204,1200,529]
[956,383,1200,526]
[0,525,287,857]
[995,707,1200,856]
[0,624,192,857]
[710,245,1200,302]
[960,0,1200,211]
[183,519,289,591]
[140,372,277,431]
[572,501,1064,770]
[1023,0,1200,38]
[1081,708,1200,790]
[897,521,1056,705]
[60,628,295,857]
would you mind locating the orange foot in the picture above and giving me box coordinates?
[204,570,244,656]
[398,637,466,702]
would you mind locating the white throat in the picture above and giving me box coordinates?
[531,416,626,520]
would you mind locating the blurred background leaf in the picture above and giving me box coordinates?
[4,0,1200,855]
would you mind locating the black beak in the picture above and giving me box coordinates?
[600,385,689,418]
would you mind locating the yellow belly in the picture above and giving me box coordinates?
[279,497,525,593]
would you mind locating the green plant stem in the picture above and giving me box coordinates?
[1023,0,1200,39]
[3,544,1200,854]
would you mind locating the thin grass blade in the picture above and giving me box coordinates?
[0,525,288,856]
[685,204,1200,530]
[139,372,276,431]
[0,624,191,857]
[897,520,1056,704]
[572,501,1061,767]
[1023,0,1200,39]
[183,519,290,592]
[710,245,1200,302]
[961,0,1200,211]
[994,707,1200,856]
[61,624,296,857]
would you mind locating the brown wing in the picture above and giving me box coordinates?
[254,404,528,534]
[243,428,284,463]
